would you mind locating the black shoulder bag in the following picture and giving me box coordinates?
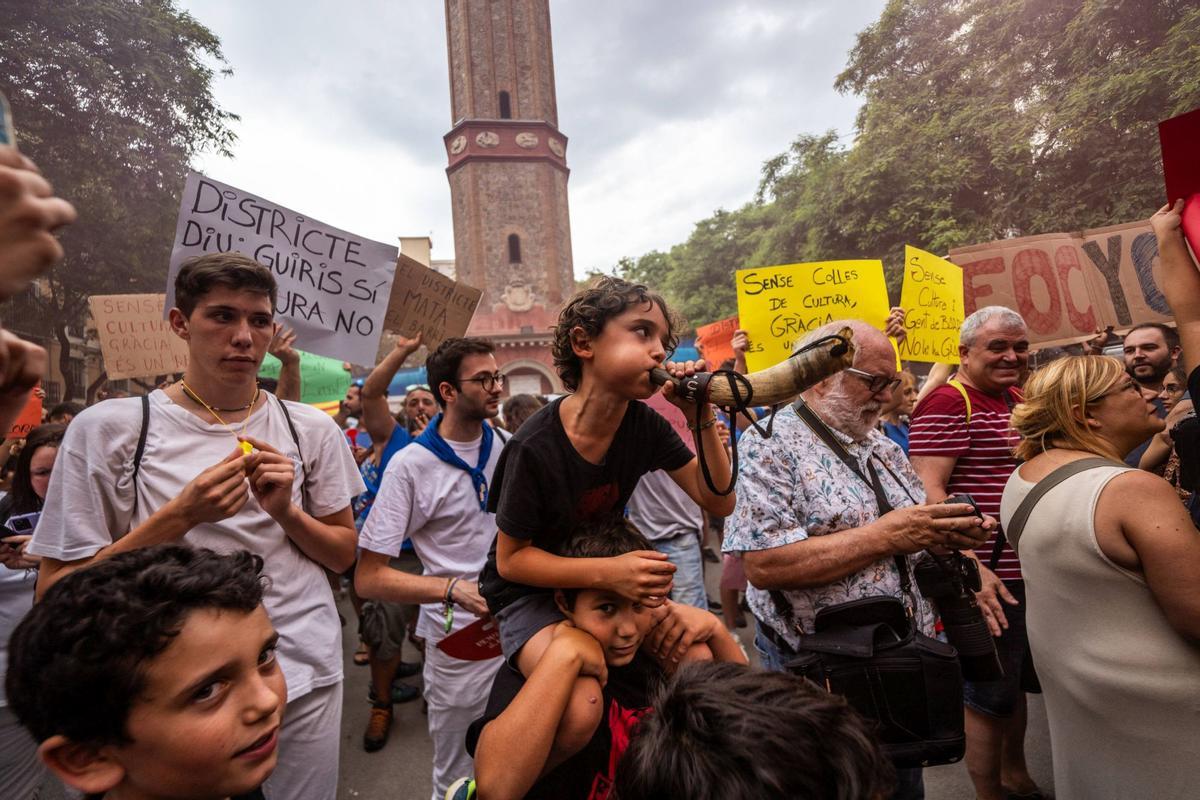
[766,401,965,769]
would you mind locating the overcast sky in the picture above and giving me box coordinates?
[186,0,886,276]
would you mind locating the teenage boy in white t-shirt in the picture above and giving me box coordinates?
[29,253,365,800]
[355,336,507,800]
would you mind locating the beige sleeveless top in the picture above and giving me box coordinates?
[1001,464,1200,800]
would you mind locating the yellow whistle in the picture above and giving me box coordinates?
[240,440,253,455]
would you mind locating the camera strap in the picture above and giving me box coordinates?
[791,400,915,599]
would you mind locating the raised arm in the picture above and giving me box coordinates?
[361,334,423,447]
[267,326,301,402]
[1151,200,1200,374]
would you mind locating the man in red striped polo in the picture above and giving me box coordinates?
[909,306,1046,800]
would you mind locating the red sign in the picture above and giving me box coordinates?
[436,617,502,661]
[8,388,42,438]
[695,315,739,367]
[1158,107,1200,257]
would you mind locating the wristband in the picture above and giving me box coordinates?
[687,415,717,432]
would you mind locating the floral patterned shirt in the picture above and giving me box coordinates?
[723,404,937,650]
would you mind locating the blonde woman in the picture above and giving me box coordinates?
[1000,355,1200,800]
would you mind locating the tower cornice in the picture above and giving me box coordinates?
[443,119,569,175]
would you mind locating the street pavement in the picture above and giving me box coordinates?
[335,566,1054,800]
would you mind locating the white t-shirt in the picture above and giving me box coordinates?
[627,468,703,542]
[29,391,366,699]
[358,431,503,640]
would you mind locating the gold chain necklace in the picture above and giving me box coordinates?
[180,380,260,454]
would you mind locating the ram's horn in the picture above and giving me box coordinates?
[649,326,856,408]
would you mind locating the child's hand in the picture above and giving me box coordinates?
[550,621,608,687]
[659,359,707,413]
[645,600,719,664]
[601,550,675,606]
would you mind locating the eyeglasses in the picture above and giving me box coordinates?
[404,384,431,393]
[1094,380,1143,402]
[459,372,505,393]
[844,367,902,394]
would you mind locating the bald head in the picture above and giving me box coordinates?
[796,319,893,372]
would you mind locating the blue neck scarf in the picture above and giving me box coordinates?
[414,413,494,510]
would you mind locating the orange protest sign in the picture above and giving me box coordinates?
[8,388,42,438]
[695,315,739,367]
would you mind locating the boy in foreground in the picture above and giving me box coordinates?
[464,518,746,800]
[6,545,285,800]
[479,277,736,755]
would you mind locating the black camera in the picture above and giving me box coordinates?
[912,493,1004,682]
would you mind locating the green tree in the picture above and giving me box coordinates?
[0,0,237,399]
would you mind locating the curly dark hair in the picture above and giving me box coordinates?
[426,336,496,408]
[613,661,895,800]
[552,276,678,392]
[6,545,267,746]
[554,515,652,610]
[174,252,277,318]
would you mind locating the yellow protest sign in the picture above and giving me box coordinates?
[897,246,964,364]
[735,260,890,372]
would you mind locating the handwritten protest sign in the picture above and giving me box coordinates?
[897,246,964,364]
[379,254,482,354]
[259,351,350,405]
[736,260,890,372]
[949,220,1171,347]
[89,294,190,380]
[8,389,42,438]
[695,315,739,367]
[167,172,398,366]
[643,390,695,454]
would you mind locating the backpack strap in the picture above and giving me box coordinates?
[274,395,310,513]
[947,379,972,427]
[132,393,150,483]
[1004,457,1124,553]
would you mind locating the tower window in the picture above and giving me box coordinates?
[498,91,512,119]
[508,233,522,263]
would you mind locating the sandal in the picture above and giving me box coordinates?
[353,640,369,666]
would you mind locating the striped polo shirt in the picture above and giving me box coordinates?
[908,382,1024,581]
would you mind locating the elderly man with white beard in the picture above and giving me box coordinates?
[723,320,990,800]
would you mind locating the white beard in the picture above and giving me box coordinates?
[810,381,882,441]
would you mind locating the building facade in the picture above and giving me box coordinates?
[443,0,573,395]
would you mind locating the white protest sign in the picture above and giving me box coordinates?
[167,172,398,365]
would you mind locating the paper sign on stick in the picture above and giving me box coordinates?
[695,315,739,367]
[897,246,964,364]
[1158,107,1200,257]
[89,294,190,380]
[166,172,398,366]
[8,388,41,438]
[735,260,890,373]
[379,254,482,353]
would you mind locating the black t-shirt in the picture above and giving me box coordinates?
[479,398,694,612]
[466,653,660,800]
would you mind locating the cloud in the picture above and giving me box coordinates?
[185,0,886,274]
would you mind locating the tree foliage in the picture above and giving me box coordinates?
[618,0,1200,328]
[0,0,237,398]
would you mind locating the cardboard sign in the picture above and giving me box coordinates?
[379,254,482,352]
[695,315,739,367]
[1158,107,1200,257]
[258,351,351,405]
[643,391,695,454]
[897,246,964,364]
[735,260,890,372]
[436,617,502,661]
[166,172,398,366]
[8,388,42,438]
[949,220,1171,347]
[89,294,190,380]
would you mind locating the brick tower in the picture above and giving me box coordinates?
[444,0,573,395]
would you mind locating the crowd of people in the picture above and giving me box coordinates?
[0,142,1197,800]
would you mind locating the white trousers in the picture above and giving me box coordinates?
[262,681,343,800]
[423,642,503,800]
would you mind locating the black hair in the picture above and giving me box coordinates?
[554,516,652,610]
[552,276,678,392]
[174,252,278,318]
[613,661,895,800]
[6,545,267,746]
[425,337,496,409]
[1125,322,1180,351]
[8,423,65,516]
[47,401,84,421]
